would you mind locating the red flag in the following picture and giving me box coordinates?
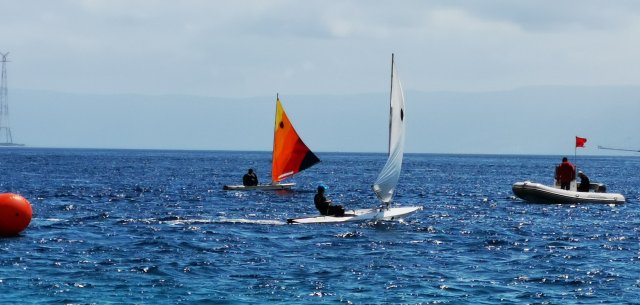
[576,136,587,148]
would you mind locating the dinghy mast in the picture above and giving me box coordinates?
[387,53,394,154]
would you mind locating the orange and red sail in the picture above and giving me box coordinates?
[271,98,320,182]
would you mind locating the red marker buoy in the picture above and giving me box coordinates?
[0,193,33,236]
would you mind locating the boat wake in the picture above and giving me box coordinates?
[211,218,286,225]
[119,216,286,226]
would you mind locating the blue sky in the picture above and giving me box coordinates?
[1,1,640,153]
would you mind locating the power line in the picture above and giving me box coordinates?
[597,146,640,153]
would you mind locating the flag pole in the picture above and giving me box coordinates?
[574,136,579,191]
[573,136,588,191]
[574,141,577,178]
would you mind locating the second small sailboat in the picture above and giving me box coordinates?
[224,95,320,191]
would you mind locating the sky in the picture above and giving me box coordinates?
[1,1,640,154]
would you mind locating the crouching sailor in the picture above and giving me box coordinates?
[242,168,258,186]
[577,171,591,192]
[314,185,345,216]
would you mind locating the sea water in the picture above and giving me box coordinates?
[0,148,638,304]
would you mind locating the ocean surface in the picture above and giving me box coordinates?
[1,148,639,304]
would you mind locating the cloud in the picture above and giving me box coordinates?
[2,1,640,96]
[450,1,640,32]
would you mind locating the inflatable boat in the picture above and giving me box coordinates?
[512,181,625,204]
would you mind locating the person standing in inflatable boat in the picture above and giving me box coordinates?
[555,157,576,190]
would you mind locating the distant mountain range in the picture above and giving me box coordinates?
[9,86,640,155]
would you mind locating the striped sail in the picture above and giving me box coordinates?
[271,98,320,182]
[373,55,405,204]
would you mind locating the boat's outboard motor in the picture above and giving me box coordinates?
[591,183,607,193]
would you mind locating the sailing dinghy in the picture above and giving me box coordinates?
[223,96,320,191]
[288,54,422,224]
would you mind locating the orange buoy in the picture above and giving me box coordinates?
[0,193,33,236]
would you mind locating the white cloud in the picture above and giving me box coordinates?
[424,8,521,35]
[2,0,640,96]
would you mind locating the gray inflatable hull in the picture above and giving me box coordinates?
[512,181,625,204]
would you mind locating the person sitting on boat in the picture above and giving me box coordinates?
[555,157,576,190]
[314,185,345,216]
[577,171,591,192]
[242,168,258,186]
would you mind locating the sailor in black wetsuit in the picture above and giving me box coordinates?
[577,171,591,192]
[314,185,345,216]
[242,168,258,186]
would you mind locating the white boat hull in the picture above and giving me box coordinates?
[223,183,295,191]
[287,206,422,224]
[512,181,625,204]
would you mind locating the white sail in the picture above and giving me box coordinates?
[373,55,405,204]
